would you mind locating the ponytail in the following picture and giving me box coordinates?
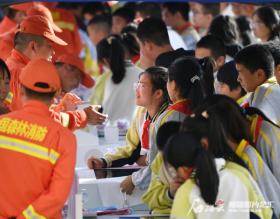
[97,35,126,84]
[163,132,219,206]
[195,148,219,205]
[198,57,215,97]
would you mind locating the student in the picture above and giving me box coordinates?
[252,6,280,42]
[164,132,274,219]
[195,34,226,72]
[235,44,280,125]
[136,17,189,69]
[161,2,200,50]
[112,7,135,34]
[182,95,280,217]
[208,15,242,58]
[0,59,11,115]
[263,41,280,85]
[87,14,112,47]
[191,3,220,37]
[90,34,142,122]
[0,59,76,218]
[216,60,246,102]
[142,121,181,214]
[87,66,169,194]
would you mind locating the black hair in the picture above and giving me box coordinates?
[135,3,162,19]
[234,44,275,79]
[5,8,18,20]
[97,34,126,84]
[137,17,170,47]
[198,3,220,18]
[263,40,280,66]
[0,59,11,80]
[14,32,45,52]
[181,95,248,169]
[253,6,280,41]
[23,86,56,101]
[162,2,190,21]
[156,121,181,151]
[121,22,138,35]
[164,132,219,205]
[82,2,111,17]
[208,15,239,45]
[168,56,213,109]
[113,7,135,24]
[88,13,112,28]
[196,35,226,60]
[139,66,169,104]
[236,16,255,46]
[120,32,139,58]
[217,60,246,95]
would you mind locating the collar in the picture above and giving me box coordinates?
[146,102,169,123]
[22,100,51,117]
[10,49,30,66]
[168,99,192,115]
[175,22,192,34]
[235,139,249,157]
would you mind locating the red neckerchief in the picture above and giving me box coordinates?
[175,22,192,34]
[253,115,263,145]
[131,54,140,64]
[142,119,151,150]
[168,99,192,115]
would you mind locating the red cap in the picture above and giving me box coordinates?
[10,2,38,11]
[20,59,61,93]
[56,54,95,88]
[27,4,62,33]
[19,15,67,46]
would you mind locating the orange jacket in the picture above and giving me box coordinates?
[48,8,83,59]
[0,100,77,219]
[0,16,16,35]
[6,49,30,111]
[5,49,87,130]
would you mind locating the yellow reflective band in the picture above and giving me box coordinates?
[0,135,60,165]
[160,110,174,126]
[55,21,74,31]
[4,91,13,104]
[23,205,46,219]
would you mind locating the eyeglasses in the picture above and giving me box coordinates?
[133,81,149,90]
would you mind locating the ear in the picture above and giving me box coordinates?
[200,137,209,150]
[255,68,267,82]
[216,56,225,70]
[154,89,164,99]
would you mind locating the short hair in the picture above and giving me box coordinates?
[87,14,112,33]
[14,32,45,52]
[23,85,56,101]
[196,34,226,60]
[162,2,190,21]
[82,2,111,17]
[113,7,135,24]
[235,44,275,78]
[137,17,170,46]
[263,40,280,66]
[135,3,161,19]
[199,3,220,17]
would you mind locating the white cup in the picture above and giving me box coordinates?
[104,126,119,143]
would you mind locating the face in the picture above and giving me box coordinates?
[0,69,10,101]
[192,3,209,29]
[56,64,83,93]
[162,8,177,28]
[195,47,211,59]
[167,78,177,103]
[138,40,154,61]
[33,39,55,61]
[216,81,242,101]
[134,73,156,107]
[112,16,127,34]
[87,25,107,46]
[252,14,271,42]
[236,63,264,92]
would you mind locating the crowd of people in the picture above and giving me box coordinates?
[0,1,280,218]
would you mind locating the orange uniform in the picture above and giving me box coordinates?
[0,59,77,219]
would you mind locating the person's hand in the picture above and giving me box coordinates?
[120,175,135,195]
[87,156,104,169]
[169,176,185,198]
[84,105,107,125]
[136,155,147,166]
